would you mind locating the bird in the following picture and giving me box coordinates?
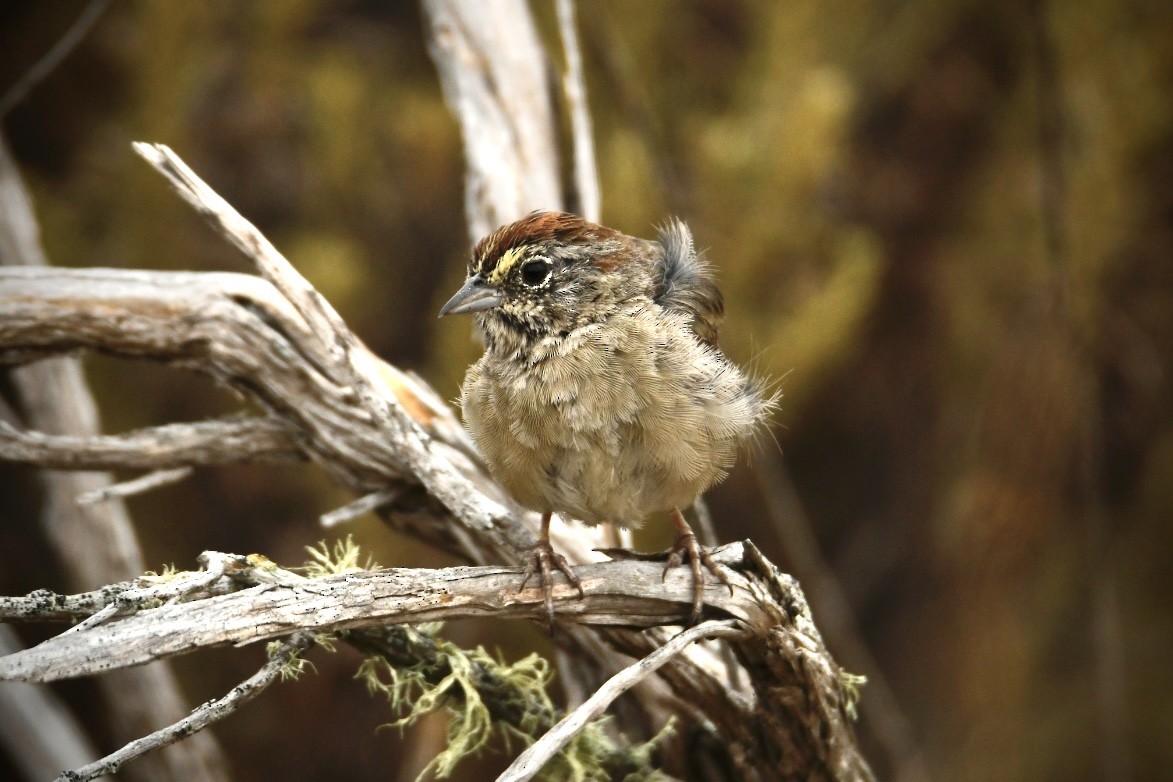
[439,210,773,626]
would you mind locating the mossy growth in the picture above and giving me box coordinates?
[303,535,377,576]
[838,670,868,721]
[301,537,669,779]
[356,625,668,781]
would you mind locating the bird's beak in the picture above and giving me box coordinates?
[438,275,502,318]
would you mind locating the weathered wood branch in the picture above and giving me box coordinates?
[0,143,874,780]
[0,131,230,782]
[422,0,563,238]
[54,633,316,782]
[0,413,299,469]
[0,546,768,683]
[500,619,743,782]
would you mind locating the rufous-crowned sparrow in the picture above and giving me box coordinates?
[440,211,772,625]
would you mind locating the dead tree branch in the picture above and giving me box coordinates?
[0,132,230,782]
[0,546,765,683]
[55,633,316,782]
[0,414,300,470]
[0,1,879,775]
[0,137,873,780]
[421,0,563,238]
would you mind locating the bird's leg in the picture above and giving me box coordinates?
[664,507,734,624]
[518,511,584,629]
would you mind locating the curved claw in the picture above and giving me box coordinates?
[664,529,734,624]
[518,539,583,632]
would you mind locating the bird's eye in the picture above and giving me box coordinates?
[520,259,551,286]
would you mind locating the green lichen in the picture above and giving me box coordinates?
[293,539,666,778]
[355,624,669,781]
[139,563,181,583]
[268,639,316,681]
[303,535,376,576]
[839,670,868,720]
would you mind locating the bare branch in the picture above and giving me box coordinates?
[55,632,315,782]
[132,142,351,383]
[0,268,405,481]
[0,627,106,781]
[0,536,873,779]
[421,0,563,239]
[498,620,742,782]
[0,545,770,683]
[556,0,601,222]
[76,467,194,505]
[1,131,231,782]
[0,415,300,469]
[320,487,402,528]
[0,263,542,564]
[0,552,250,624]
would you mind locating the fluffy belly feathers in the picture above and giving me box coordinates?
[461,315,758,526]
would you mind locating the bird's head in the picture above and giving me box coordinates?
[439,211,652,342]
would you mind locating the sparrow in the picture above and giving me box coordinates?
[440,211,772,625]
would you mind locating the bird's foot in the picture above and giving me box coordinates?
[663,530,734,624]
[518,538,584,631]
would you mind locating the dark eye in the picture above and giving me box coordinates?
[520,259,551,286]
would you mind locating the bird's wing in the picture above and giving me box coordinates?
[653,219,724,347]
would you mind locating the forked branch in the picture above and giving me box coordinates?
[0,144,874,781]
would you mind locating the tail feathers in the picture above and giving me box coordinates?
[654,219,724,347]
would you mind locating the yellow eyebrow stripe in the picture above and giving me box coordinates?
[486,245,525,286]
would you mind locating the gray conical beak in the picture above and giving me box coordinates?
[438,275,503,318]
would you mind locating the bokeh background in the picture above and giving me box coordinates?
[2,1,1171,780]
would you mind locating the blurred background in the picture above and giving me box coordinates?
[1,1,1171,780]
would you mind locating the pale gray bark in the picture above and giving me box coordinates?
[421,0,564,239]
[0,134,229,782]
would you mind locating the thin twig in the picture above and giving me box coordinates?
[555,0,600,222]
[61,555,233,635]
[320,487,402,528]
[0,0,115,118]
[0,627,105,781]
[131,142,349,385]
[59,603,120,636]
[75,467,194,505]
[496,620,742,782]
[53,632,315,782]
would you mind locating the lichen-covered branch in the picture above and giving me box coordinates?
[0,544,767,684]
